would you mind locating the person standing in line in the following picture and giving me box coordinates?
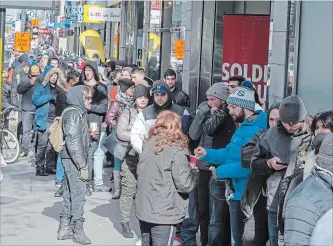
[116,85,150,238]
[251,95,312,246]
[57,85,93,245]
[185,82,236,246]
[136,111,197,246]
[78,61,109,193]
[194,84,267,246]
[227,76,245,95]
[104,78,135,199]
[163,68,190,108]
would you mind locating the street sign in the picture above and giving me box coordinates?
[31,19,38,27]
[65,2,84,23]
[174,39,185,60]
[32,27,39,39]
[14,32,31,52]
[26,9,36,20]
[47,22,70,28]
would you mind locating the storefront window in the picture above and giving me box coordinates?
[285,0,297,96]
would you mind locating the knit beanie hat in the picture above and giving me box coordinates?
[279,95,307,124]
[118,78,135,93]
[134,84,150,101]
[316,133,333,173]
[206,82,229,101]
[226,86,256,111]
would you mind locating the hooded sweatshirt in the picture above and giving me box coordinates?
[16,64,36,112]
[78,61,108,130]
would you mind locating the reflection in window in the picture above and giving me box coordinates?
[286,0,297,96]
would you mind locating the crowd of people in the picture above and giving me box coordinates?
[1,50,332,246]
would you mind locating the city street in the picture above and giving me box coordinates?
[0,160,140,245]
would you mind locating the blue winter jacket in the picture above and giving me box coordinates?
[32,65,53,131]
[201,111,267,200]
[32,81,51,131]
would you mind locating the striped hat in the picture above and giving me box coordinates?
[226,86,255,111]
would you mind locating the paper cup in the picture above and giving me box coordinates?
[190,155,199,165]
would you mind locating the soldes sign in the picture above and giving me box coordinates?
[222,15,270,103]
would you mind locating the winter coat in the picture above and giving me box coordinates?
[17,72,36,112]
[2,79,18,109]
[251,125,312,212]
[32,68,68,131]
[105,92,133,127]
[189,102,235,171]
[201,111,267,200]
[61,86,90,170]
[171,86,190,108]
[135,136,197,224]
[284,166,333,246]
[130,103,191,155]
[310,209,333,246]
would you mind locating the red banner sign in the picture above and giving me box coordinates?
[222,15,270,103]
[39,28,51,35]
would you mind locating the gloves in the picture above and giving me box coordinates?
[209,166,219,181]
[79,166,89,182]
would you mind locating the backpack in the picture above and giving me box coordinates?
[49,107,82,152]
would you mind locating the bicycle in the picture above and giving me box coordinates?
[0,106,21,164]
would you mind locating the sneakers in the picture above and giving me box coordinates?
[36,169,49,176]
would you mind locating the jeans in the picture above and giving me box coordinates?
[198,170,211,245]
[93,132,106,186]
[55,153,64,184]
[229,200,245,246]
[268,211,279,246]
[21,111,34,153]
[181,187,199,246]
[208,178,231,246]
[60,159,86,222]
[35,123,56,171]
[140,220,177,246]
[114,156,121,171]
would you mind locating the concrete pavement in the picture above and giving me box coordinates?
[0,160,140,245]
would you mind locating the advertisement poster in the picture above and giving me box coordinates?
[222,15,270,103]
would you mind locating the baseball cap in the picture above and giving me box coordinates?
[151,85,168,95]
[30,65,41,76]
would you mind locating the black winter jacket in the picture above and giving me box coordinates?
[61,105,90,170]
[171,87,190,108]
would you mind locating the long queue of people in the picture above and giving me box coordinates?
[1,51,333,246]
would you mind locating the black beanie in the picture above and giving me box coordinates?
[118,78,135,93]
[134,84,150,101]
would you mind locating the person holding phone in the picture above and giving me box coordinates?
[251,95,312,246]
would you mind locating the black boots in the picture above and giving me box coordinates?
[121,222,134,238]
[57,217,73,240]
[72,220,91,245]
[36,168,49,176]
[112,171,121,199]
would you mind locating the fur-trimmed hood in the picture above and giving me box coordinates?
[42,67,69,92]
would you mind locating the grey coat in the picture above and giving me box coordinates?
[284,166,333,246]
[251,125,312,212]
[2,79,18,109]
[135,136,197,224]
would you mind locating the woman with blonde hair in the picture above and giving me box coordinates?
[135,110,197,246]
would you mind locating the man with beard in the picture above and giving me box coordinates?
[131,81,191,155]
[194,84,267,246]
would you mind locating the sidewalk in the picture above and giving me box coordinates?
[0,160,140,245]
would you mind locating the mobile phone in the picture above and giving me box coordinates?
[276,162,288,166]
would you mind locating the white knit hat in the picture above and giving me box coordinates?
[226,86,255,111]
